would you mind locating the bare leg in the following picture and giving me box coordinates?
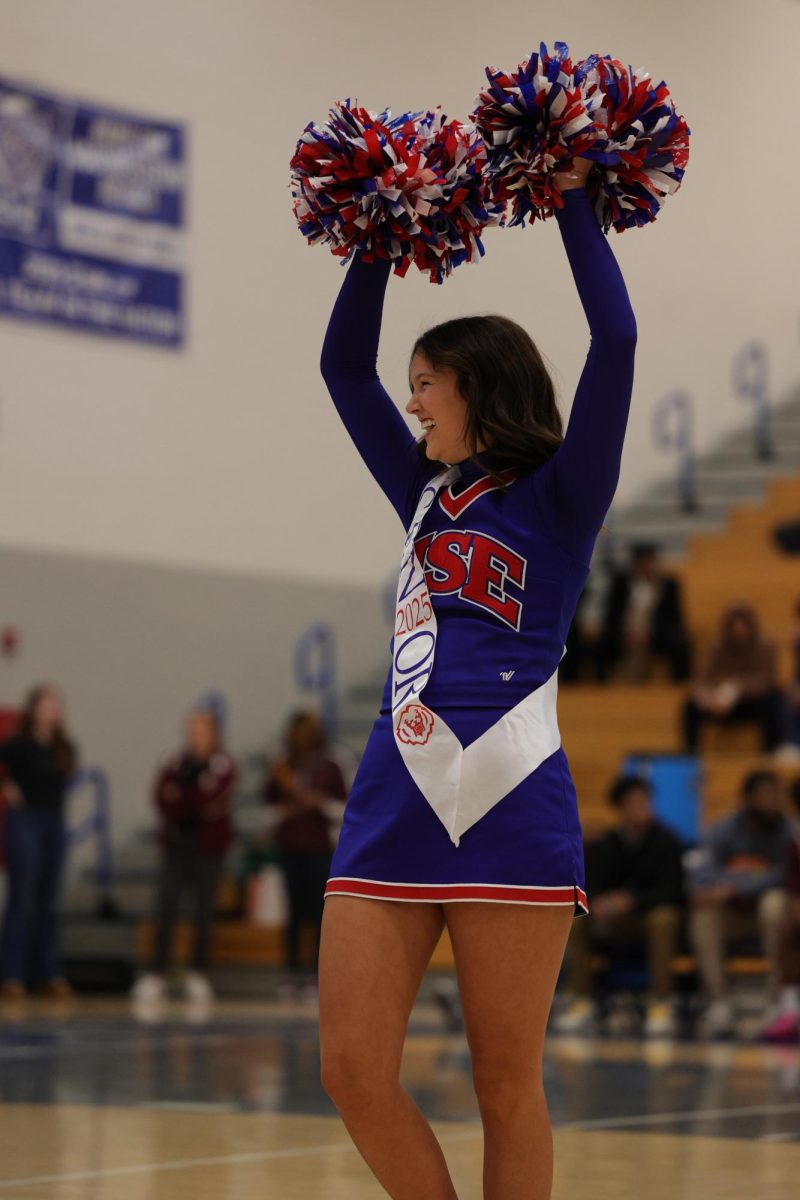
[318,895,458,1200]
[445,901,574,1200]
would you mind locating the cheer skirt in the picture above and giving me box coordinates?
[324,706,588,914]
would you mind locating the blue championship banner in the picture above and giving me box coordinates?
[0,78,186,347]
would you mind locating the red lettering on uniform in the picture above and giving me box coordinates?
[460,535,526,628]
[413,532,435,568]
[413,529,526,630]
[424,531,471,593]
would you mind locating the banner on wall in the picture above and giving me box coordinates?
[0,77,186,347]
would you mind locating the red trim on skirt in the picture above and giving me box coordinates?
[325,877,589,914]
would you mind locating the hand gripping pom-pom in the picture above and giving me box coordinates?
[290,101,503,283]
[573,53,691,233]
[471,40,599,227]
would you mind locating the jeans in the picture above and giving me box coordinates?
[0,805,67,985]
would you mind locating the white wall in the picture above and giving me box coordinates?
[0,0,798,589]
[0,544,389,848]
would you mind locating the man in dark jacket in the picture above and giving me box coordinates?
[556,774,686,1037]
[597,542,691,682]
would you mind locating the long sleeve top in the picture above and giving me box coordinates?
[687,810,794,897]
[0,734,77,810]
[154,749,237,855]
[699,636,778,697]
[320,187,637,713]
[264,752,348,854]
[585,820,686,912]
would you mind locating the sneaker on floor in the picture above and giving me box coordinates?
[184,972,214,1005]
[762,1011,800,1044]
[698,998,736,1039]
[553,998,597,1035]
[131,973,166,1004]
[644,1000,678,1039]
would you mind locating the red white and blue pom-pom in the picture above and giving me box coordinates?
[573,53,691,233]
[471,40,599,227]
[405,108,504,282]
[472,40,691,233]
[290,101,502,283]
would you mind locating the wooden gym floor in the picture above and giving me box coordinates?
[0,995,798,1198]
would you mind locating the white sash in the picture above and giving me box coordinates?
[391,465,563,847]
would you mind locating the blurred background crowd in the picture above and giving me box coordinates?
[2,529,800,1043]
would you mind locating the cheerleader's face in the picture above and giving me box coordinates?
[407,351,481,463]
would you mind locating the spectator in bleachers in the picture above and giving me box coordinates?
[763,778,800,1042]
[0,683,78,1000]
[264,710,347,997]
[682,601,783,753]
[132,695,237,1009]
[597,542,691,683]
[780,598,800,750]
[689,769,792,1037]
[560,563,612,684]
[555,774,685,1037]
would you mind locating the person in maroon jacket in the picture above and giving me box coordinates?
[264,710,348,995]
[132,697,237,1007]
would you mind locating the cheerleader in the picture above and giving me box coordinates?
[316,156,636,1199]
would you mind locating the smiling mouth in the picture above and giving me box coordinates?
[420,420,436,436]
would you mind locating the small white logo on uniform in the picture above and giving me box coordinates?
[500,670,515,681]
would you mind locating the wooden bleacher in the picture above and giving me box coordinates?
[137,478,800,975]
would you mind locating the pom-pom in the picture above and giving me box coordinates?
[290,102,502,283]
[573,54,691,232]
[471,40,599,227]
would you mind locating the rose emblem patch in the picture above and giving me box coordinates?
[395,703,435,747]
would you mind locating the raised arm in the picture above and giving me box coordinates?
[320,255,427,525]
[536,181,637,548]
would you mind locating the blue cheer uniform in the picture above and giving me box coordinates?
[319,186,637,912]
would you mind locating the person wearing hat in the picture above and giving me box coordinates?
[132,694,237,1007]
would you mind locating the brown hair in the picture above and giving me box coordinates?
[284,709,327,767]
[411,314,564,487]
[720,602,760,647]
[18,683,77,777]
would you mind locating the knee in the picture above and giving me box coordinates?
[646,905,681,935]
[471,1050,542,1126]
[690,896,721,923]
[690,899,722,940]
[758,888,787,928]
[319,1043,397,1112]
